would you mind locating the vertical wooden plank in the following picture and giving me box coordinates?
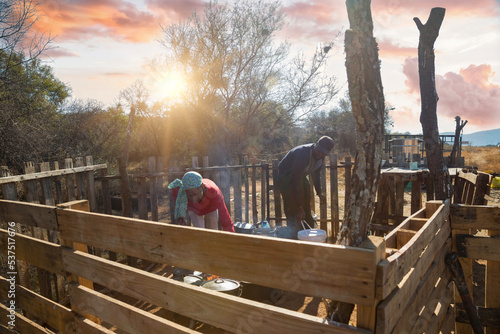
[221,168,231,218]
[101,169,112,215]
[148,157,158,221]
[53,161,63,204]
[260,164,266,221]
[1,182,17,201]
[411,174,422,214]
[266,164,270,221]
[473,172,492,205]
[157,157,164,198]
[426,175,435,201]
[357,236,386,330]
[57,200,101,325]
[192,156,199,168]
[272,160,282,226]
[40,162,55,206]
[329,154,339,240]
[344,157,352,210]
[319,162,327,231]
[75,157,87,200]
[309,174,315,215]
[65,158,76,201]
[252,166,257,223]
[244,156,249,224]
[486,228,500,334]
[233,168,242,222]
[395,176,404,225]
[86,156,97,212]
[137,176,148,221]
[453,226,474,334]
[23,162,39,203]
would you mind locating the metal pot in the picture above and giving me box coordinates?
[183,274,204,286]
[234,222,255,234]
[201,278,242,296]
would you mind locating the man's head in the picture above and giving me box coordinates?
[314,136,334,160]
[182,172,205,203]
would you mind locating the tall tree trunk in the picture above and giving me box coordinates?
[328,0,386,324]
[414,8,447,199]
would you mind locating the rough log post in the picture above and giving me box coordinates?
[330,0,386,323]
[414,7,447,199]
[449,116,467,167]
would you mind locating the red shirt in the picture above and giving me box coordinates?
[172,179,235,232]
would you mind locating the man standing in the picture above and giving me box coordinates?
[278,136,334,238]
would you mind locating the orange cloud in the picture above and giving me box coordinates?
[33,0,205,43]
[403,57,500,128]
[371,0,500,19]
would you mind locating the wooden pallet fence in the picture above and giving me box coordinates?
[375,200,454,334]
[451,204,500,334]
[0,199,384,333]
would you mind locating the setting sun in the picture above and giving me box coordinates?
[151,70,187,100]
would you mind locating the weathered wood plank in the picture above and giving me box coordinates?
[62,250,368,334]
[384,206,426,249]
[377,200,450,299]
[0,303,55,334]
[450,205,500,230]
[376,238,452,334]
[69,283,196,334]
[486,228,500,334]
[456,304,500,329]
[0,200,57,230]
[387,259,449,334]
[455,234,500,262]
[0,229,64,275]
[57,209,378,305]
[0,164,107,185]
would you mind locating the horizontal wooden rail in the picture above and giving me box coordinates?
[0,200,58,230]
[0,165,107,185]
[63,249,368,334]
[450,204,500,230]
[57,208,380,306]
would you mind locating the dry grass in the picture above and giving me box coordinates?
[462,146,500,173]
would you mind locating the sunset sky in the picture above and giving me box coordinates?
[37,0,500,135]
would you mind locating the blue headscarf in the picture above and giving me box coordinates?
[168,171,203,219]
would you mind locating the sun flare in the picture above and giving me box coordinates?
[153,71,187,100]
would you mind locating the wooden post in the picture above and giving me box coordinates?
[272,160,282,226]
[411,174,422,213]
[85,156,97,212]
[101,169,112,215]
[118,156,133,218]
[148,158,159,221]
[244,156,249,224]
[344,157,352,210]
[329,154,339,240]
[75,157,87,200]
[157,157,164,198]
[260,164,266,221]
[233,168,242,222]
[252,166,258,223]
[357,236,386,330]
[395,176,404,225]
[320,162,327,231]
[265,164,270,221]
[137,176,148,221]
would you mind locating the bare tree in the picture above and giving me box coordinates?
[158,0,338,162]
[327,0,386,323]
[414,8,447,199]
[0,0,53,77]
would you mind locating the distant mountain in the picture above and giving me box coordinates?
[442,128,500,146]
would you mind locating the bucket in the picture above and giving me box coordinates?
[297,221,326,243]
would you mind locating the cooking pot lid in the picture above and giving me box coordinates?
[201,278,240,291]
